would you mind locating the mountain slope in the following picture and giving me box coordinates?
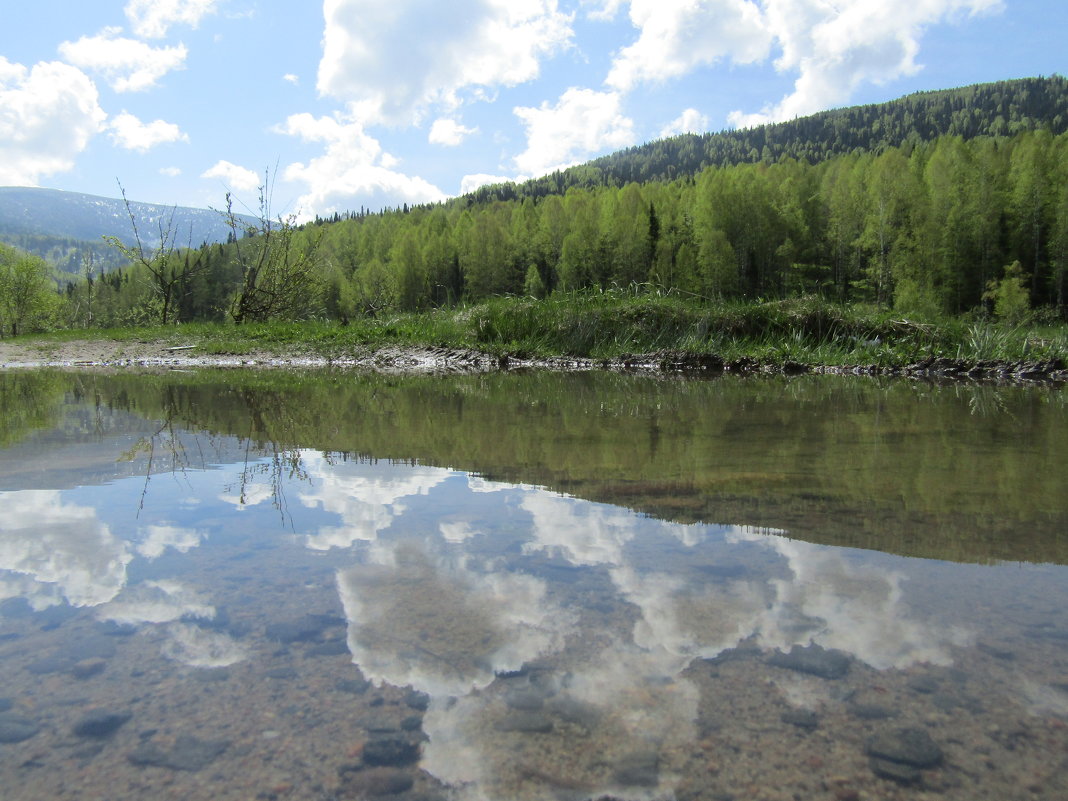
[468,75,1068,203]
[0,187,252,274]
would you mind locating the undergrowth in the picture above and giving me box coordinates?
[7,291,1066,367]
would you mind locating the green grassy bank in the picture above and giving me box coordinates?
[7,292,1068,370]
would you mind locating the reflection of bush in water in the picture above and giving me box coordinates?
[349,545,506,680]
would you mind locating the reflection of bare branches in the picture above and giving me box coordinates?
[120,415,198,516]
[221,399,319,528]
[111,380,324,528]
[228,443,310,528]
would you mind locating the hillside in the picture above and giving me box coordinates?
[6,76,1068,332]
[468,75,1068,203]
[0,187,253,274]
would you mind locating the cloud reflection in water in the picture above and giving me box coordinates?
[337,541,573,698]
[300,454,449,549]
[0,489,132,608]
[310,463,975,800]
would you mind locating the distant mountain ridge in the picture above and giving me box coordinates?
[468,75,1068,203]
[0,187,254,274]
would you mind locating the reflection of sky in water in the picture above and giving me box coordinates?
[0,448,976,679]
[1,442,1064,800]
[0,489,132,608]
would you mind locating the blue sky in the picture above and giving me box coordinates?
[1,1,1064,220]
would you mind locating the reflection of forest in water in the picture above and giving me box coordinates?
[2,368,1068,801]
[1,368,1066,563]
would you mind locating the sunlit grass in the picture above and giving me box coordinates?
[8,290,1066,367]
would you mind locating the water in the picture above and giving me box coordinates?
[0,369,1066,800]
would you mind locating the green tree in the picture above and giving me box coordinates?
[983,260,1031,322]
[390,228,427,312]
[819,153,868,300]
[102,184,207,325]
[351,257,397,315]
[523,264,547,298]
[225,186,324,324]
[0,244,58,337]
[1008,131,1053,303]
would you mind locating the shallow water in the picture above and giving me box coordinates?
[0,369,1066,800]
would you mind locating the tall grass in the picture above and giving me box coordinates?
[10,290,1067,367]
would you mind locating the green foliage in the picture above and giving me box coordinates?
[224,187,325,324]
[24,369,1068,565]
[0,243,60,336]
[102,184,210,326]
[523,264,547,299]
[37,77,1068,331]
[468,76,1068,203]
[983,260,1031,322]
[894,278,945,321]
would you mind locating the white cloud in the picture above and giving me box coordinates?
[0,57,106,185]
[582,0,627,20]
[59,27,187,92]
[160,166,181,176]
[520,491,641,567]
[125,0,218,38]
[605,0,771,92]
[297,455,449,550]
[727,528,972,669]
[459,173,520,195]
[282,72,300,85]
[201,159,262,193]
[429,117,477,147]
[279,112,446,217]
[317,0,574,125]
[598,1,1003,128]
[136,524,203,559]
[108,111,189,152]
[439,520,479,543]
[160,623,248,667]
[99,579,214,625]
[659,107,709,137]
[338,542,571,697]
[219,479,274,508]
[729,0,1004,126]
[513,88,634,177]
[0,490,131,608]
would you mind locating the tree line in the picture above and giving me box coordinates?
[110,129,1064,325]
[469,75,1068,204]
[2,128,1068,336]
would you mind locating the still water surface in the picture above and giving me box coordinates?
[0,369,1066,801]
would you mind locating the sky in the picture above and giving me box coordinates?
[1,0,1065,221]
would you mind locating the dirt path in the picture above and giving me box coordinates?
[0,338,277,369]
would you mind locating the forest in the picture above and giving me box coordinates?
[2,77,1068,337]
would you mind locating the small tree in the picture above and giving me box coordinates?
[0,244,58,337]
[351,258,397,317]
[224,179,323,324]
[82,248,95,328]
[523,264,546,298]
[102,183,206,325]
[983,260,1031,323]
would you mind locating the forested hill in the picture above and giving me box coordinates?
[470,75,1068,202]
[0,187,254,274]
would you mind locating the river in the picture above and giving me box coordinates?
[0,369,1065,800]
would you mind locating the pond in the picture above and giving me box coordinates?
[0,368,1066,801]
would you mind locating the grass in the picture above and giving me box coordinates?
[7,291,1067,368]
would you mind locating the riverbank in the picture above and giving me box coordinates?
[2,337,1065,383]
[1,294,1065,381]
